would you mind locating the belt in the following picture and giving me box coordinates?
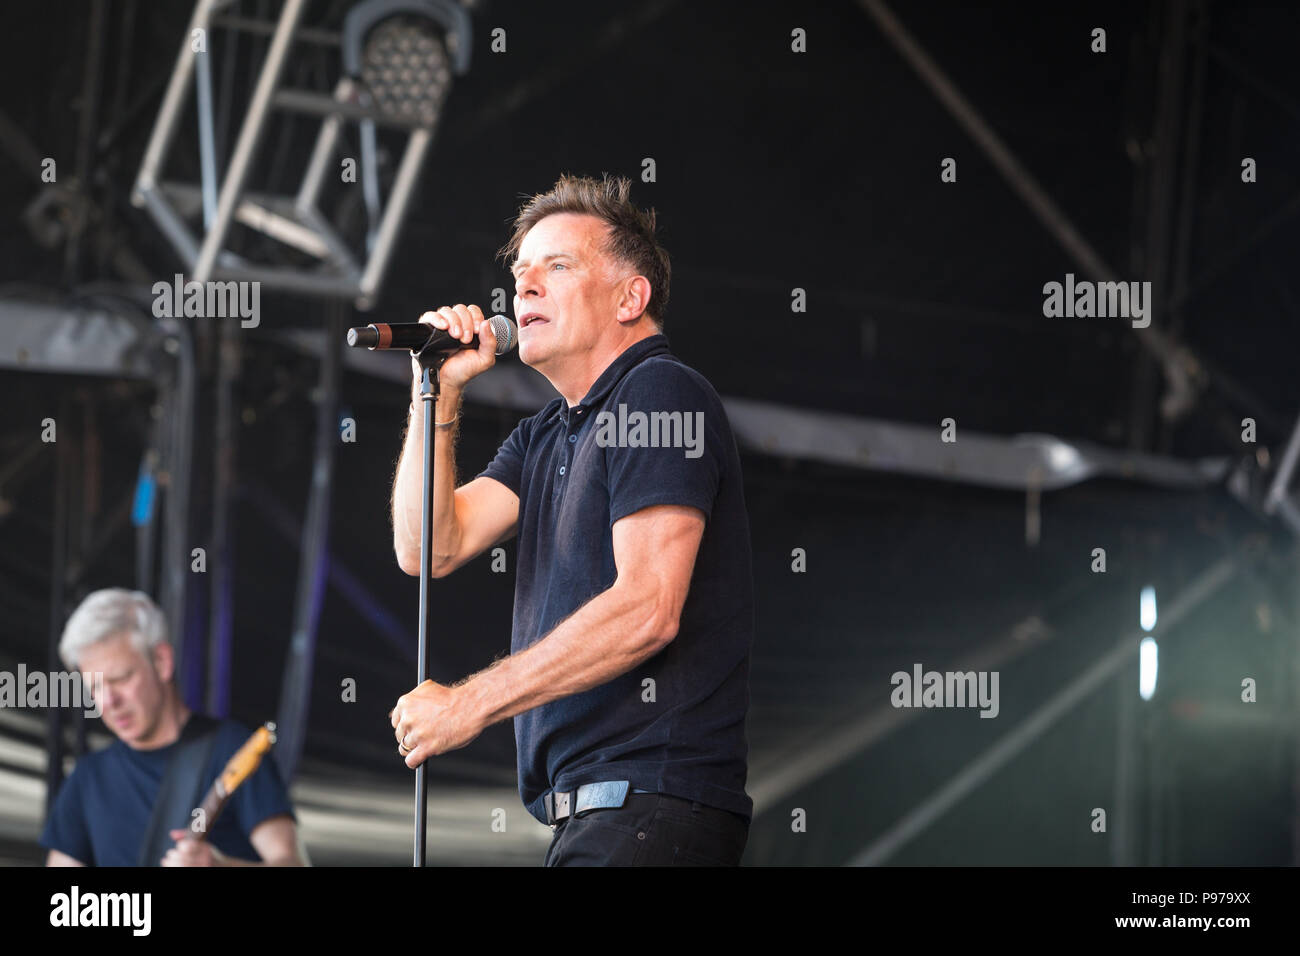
[543,780,656,827]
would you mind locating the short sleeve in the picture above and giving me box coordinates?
[603,359,724,526]
[478,409,540,496]
[230,740,295,840]
[40,767,94,865]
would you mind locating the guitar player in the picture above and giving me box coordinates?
[41,588,304,867]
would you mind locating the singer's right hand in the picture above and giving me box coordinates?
[411,304,498,392]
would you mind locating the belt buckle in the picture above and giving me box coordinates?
[574,780,629,818]
[547,781,634,828]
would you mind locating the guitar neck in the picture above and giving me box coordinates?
[191,781,230,842]
[189,723,276,842]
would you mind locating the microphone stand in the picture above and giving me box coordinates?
[412,344,448,868]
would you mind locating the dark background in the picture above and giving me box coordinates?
[0,0,1297,865]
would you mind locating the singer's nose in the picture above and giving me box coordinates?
[515,262,544,299]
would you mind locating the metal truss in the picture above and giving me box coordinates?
[132,0,472,309]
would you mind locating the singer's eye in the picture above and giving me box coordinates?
[552,262,566,270]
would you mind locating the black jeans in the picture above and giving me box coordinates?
[544,792,749,866]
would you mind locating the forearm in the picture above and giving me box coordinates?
[459,580,672,729]
[392,383,464,575]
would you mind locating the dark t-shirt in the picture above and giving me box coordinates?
[479,334,754,825]
[40,716,295,866]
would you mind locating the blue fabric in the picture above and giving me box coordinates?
[479,334,754,825]
[40,716,295,866]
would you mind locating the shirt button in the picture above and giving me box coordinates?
[559,465,566,476]
[568,435,577,444]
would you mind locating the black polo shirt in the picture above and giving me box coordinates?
[479,333,754,824]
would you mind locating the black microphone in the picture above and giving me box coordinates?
[346,315,518,355]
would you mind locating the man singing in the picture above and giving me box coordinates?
[388,173,754,865]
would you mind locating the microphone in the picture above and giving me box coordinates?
[346,315,518,355]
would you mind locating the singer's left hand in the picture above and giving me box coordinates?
[390,679,483,768]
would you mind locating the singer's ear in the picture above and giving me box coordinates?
[615,275,652,325]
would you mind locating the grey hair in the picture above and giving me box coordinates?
[59,588,168,670]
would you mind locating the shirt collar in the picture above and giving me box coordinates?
[559,334,672,424]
